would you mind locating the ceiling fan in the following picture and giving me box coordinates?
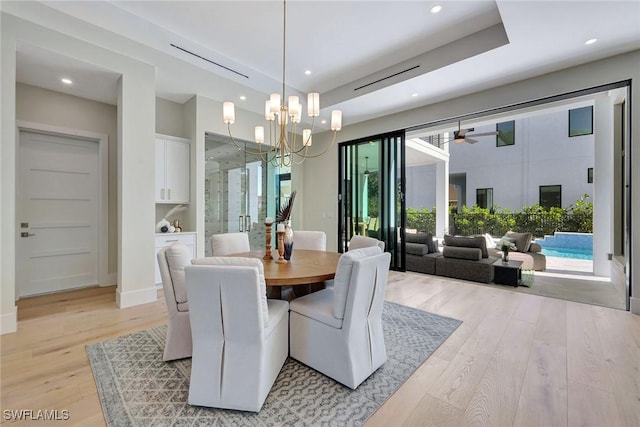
[448,122,498,144]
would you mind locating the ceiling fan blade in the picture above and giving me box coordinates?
[465,138,478,144]
[457,129,469,137]
[467,131,498,137]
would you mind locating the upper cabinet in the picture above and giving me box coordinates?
[156,135,191,204]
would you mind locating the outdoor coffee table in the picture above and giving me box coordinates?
[492,259,524,286]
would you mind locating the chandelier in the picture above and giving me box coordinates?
[222,0,342,167]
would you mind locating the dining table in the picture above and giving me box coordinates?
[228,249,342,300]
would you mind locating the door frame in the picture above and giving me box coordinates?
[16,121,111,292]
[338,131,406,271]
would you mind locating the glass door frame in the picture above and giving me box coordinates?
[338,130,406,271]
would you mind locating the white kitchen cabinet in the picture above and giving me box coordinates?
[155,232,196,286]
[156,135,190,203]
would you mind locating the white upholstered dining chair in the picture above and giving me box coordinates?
[289,246,391,389]
[293,230,327,251]
[186,257,289,412]
[348,235,385,251]
[209,232,250,256]
[156,243,193,361]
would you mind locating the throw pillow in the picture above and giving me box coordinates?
[483,233,496,249]
[506,231,533,252]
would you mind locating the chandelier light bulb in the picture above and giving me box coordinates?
[307,92,320,117]
[270,93,281,114]
[265,101,275,121]
[331,110,342,131]
[255,126,265,144]
[223,102,235,124]
[288,96,299,113]
[303,129,312,146]
[289,98,301,118]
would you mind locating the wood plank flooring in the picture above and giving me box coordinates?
[1,271,639,426]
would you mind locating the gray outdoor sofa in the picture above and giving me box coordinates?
[405,232,545,284]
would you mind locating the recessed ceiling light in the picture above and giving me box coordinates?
[305,70,312,75]
[585,38,598,45]
[61,78,73,85]
[321,119,327,124]
[431,5,442,14]
[239,95,246,100]
[412,93,418,97]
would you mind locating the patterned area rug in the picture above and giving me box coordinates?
[87,301,461,426]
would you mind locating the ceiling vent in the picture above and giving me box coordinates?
[353,65,421,91]
[170,44,249,79]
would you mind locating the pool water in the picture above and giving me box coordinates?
[535,232,593,260]
[541,247,593,260]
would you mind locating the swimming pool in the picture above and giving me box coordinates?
[535,232,593,260]
[541,247,593,260]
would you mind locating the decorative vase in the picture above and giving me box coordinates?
[502,248,509,263]
[283,220,294,260]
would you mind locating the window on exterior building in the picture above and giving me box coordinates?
[539,185,561,209]
[588,167,594,183]
[476,188,493,209]
[569,106,593,137]
[496,120,515,147]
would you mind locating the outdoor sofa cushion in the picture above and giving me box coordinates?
[444,234,488,258]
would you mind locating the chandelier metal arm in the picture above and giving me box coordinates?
[221,0,342,168]
[227,124,277,159]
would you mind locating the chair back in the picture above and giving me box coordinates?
[187,261,266,344]
[348,235,385,251]
[157,243,191,311]
[341,250,391,378]
[293,230,327,251]
[209,232,251,256]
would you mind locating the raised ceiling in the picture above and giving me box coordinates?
[6,0,640,130]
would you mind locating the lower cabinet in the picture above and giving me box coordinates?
[155,232,196,286]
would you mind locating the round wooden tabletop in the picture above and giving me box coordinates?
[229,249,342,286]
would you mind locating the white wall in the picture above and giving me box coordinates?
[156,97,186,138]
[303,49,640,314]
[1,12,157,333]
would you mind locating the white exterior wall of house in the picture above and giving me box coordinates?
[445,108,595,211]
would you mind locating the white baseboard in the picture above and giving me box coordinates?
[1,308,18,335]
[630,297,640,315]
[116,286,157,308]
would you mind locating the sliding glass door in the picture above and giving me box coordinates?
[338,131,405,270]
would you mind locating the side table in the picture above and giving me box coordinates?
[492,259,523,286]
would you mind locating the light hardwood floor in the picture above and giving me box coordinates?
[1,271,639,426]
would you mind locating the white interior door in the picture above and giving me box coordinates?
[17,131,99,298]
